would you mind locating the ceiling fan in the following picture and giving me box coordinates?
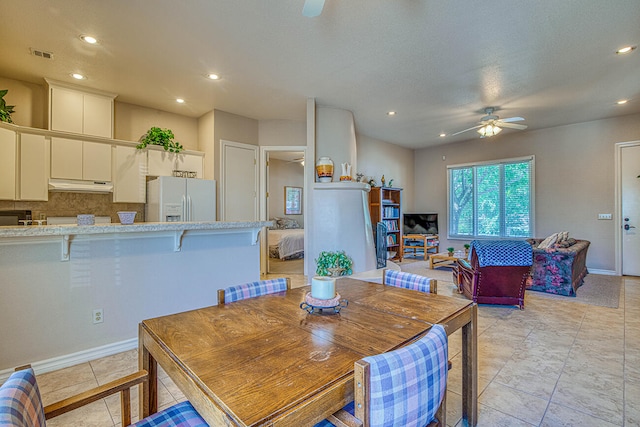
[451,107,528,138]
[302,0,325,17]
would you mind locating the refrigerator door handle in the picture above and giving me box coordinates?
[182,195,187,221]
[187,195,192,221]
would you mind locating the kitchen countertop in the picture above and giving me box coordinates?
[0,221,272,238]
[0,221,272,261]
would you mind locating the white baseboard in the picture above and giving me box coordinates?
[588,268,617,275]
[0,338,138,382]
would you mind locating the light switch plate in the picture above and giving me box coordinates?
[598,213,612,220]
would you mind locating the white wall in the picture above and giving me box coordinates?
[259,119,306,147]
[413,113,640,271]
[0,231,261,372]
[356,133,416,213]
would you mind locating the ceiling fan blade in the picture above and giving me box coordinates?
[498,122,528,130]
[451,125,482,136]
[500,116,525,123]
[302,0,325,17]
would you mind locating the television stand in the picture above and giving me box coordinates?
[400,234,439,261]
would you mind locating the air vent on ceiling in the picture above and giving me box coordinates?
[30,48,54,60]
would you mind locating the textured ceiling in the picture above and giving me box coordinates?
[0,0,639,148]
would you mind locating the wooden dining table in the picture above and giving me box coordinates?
[139,277,478,426]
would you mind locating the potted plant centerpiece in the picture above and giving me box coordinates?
[447,247,455,257]
[315,250,353,277]
[0,90,16,123]
[136,127,184,153]
[464,243,471,256]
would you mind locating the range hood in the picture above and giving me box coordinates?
[48,179,113,193]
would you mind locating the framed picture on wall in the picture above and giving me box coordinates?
[285,186,302,215]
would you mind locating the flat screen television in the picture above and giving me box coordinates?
[403,213,438,235]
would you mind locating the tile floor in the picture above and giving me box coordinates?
[27,269,640,426]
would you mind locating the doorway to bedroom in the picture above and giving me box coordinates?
[262,149,306,275]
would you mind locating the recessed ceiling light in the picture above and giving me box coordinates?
[207,73,220,80]
[80,35,98,44]
[70,73,86,80]
[616,99,629,105]
[387,111,396,116]
[439,133,446,137]
[176,98,185,104]
[616,45,636,55]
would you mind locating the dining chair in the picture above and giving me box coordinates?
[382,269,438,294]
[217,277,291,305]
[0,366,208,427]
[315,324,449,427]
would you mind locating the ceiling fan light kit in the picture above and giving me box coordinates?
[451,107,528,139]
[478,124,502,138]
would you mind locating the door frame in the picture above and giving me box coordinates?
[614,140,640,275]
[219,140,259,221]
[259,146,307,275]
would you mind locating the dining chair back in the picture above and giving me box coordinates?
[0,367,208,427]
[218,277,291,305]
[316,324,449,427]
[383,269,437,294]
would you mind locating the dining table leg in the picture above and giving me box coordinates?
[461,303,478,426]
[139,324,158,419]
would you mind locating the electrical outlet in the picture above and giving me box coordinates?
[598,213,612,220]
[93,309,103,324]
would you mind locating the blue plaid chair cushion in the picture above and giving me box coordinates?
[132,401,208,427]
[313,325,448,427]
[470,240,533,267]
[223,278,289,303]
[0,368,46,427]
[365,324,448,427]
[384,270,434,294]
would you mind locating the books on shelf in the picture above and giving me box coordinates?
[383,206,399,218]
[383,220,398,231]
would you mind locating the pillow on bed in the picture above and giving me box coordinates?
[277,218,301,229]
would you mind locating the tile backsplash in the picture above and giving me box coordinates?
[0,193,145,223]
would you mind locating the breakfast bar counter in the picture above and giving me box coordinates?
[0,220,270,377]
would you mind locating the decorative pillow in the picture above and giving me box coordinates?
[537,233,559,249]
[268,218,281,230]
[557,231,569,243]
[556,237,577,248]
[277,218,300,229]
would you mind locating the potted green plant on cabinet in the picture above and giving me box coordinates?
[136,127,184,153]
[315,251,354,277]
[0,90,15,123]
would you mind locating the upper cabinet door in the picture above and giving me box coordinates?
[51,137,83,179]
[19,133,49,201]
[50,87,83,134]
[0,127,17,200]
[83,141,112,181]
[83,93,113,138]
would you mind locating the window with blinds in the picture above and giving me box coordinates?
[448,156,534,239]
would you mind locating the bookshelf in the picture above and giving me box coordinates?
[368,187,402,259]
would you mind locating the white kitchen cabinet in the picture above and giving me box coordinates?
[47,79,115,138]
[113,145,147,203]
[51,137,112,182]
[0,127,16,200]
[147,149,204,178]
[19,133,49,201]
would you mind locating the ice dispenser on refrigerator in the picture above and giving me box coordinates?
[146,176,216,222]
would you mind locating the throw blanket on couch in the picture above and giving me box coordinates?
[471,240,533,267]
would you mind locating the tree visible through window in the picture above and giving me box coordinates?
[448,157,533,238]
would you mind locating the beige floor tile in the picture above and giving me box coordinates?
[478,381,548,425]
[37,362,96,397]
[552,372,624,425]
[469,402,537,427]
[46,399,114,427]
[541,402,621,427]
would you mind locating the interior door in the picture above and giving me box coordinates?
[622,144,640,276]
[221,141,258,221]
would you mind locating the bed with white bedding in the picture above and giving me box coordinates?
[268,229,304,260]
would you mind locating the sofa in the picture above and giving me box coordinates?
[526,238,590,296]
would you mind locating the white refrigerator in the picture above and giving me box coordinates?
[146,176,216,222]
